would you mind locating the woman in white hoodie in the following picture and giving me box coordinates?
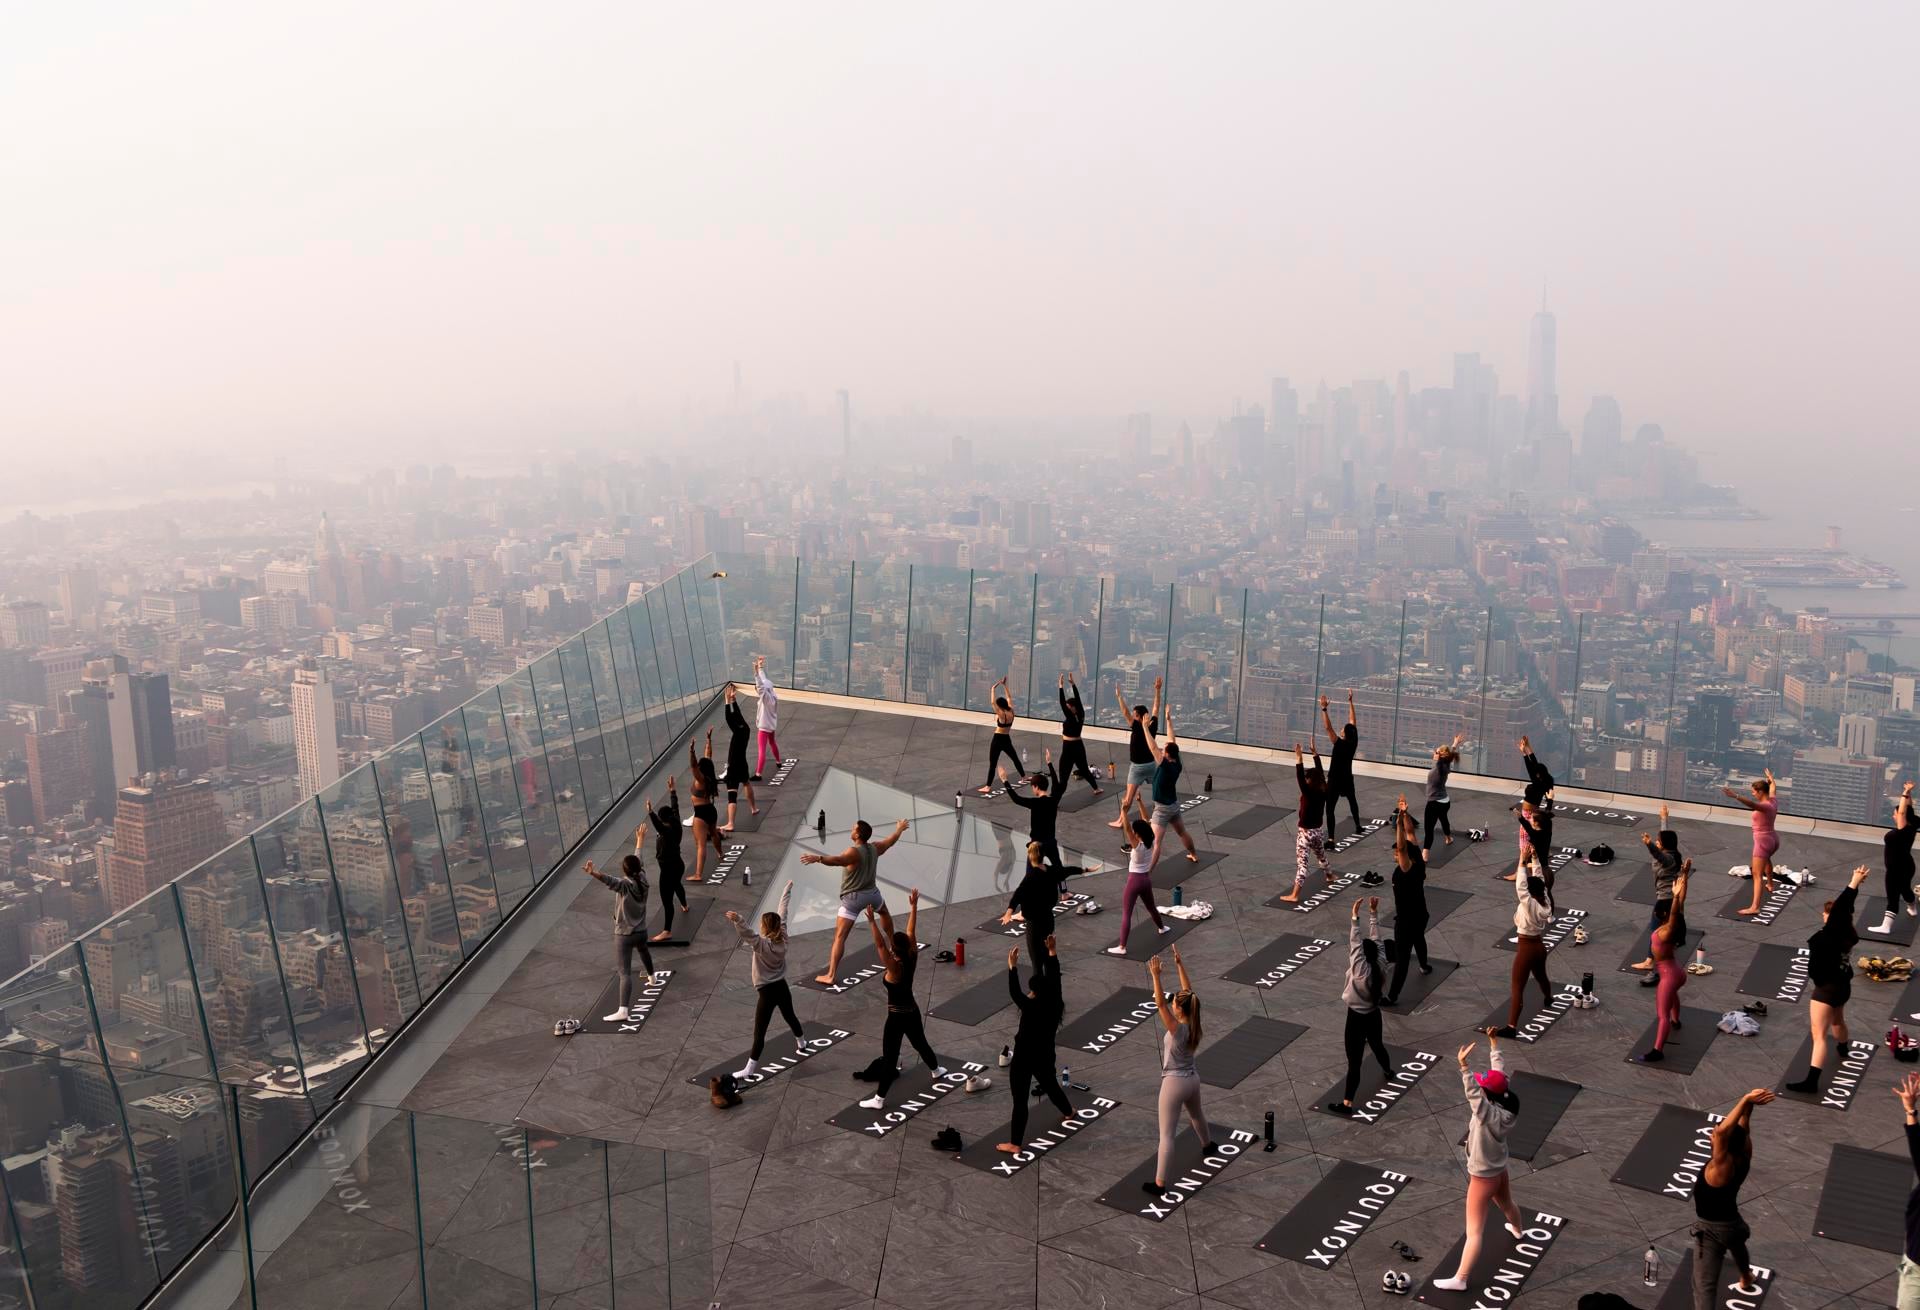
[1431,1033,1525,1293]
[752,656,782,779]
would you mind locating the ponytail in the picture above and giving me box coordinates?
[1361,938,1385,1005]
[1181,992,1202,1050]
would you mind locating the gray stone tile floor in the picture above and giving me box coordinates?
[383,702,1914,1308]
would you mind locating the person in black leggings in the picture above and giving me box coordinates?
[1692,1086,1770,1305]
[1893,1071,1920,1306]
[1422,734,1465,855]
[856,889,943,1109]
[719,683,760,832]
[1872,782,1918,936]
[724,880,805,1079]
[1008,756,1072,874]
[581,855,654,1023]
[1057,674,1101,794]
[645,780,688,942]
[1786,864,1868,1094]
[1328,896,1393,1115]
[979,675,1024,794]
[1002,840,1072,960]
[1519,734,1554,809]
[1383,798,1432,1006]
[998,934,1074,1154]
[1319,691,1363,838]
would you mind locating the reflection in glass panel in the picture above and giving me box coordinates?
[904,564,970,709]
[463,690,537,911]
[529,654,590,849]
[691,565,729,690]
[647,585,689,733]
[1167,583,1242,743]
[1568,611,1680,799]
[604,612,655,778]
[1239,590,1323,750]
[529,1131,611,1305]
[794,558,852,693]
[966,571,1035,715]
[665,574,705,706]
[684,569,718,695]
[714,551,796,689]
[1669,617,1741,811]
[626,598,677,754]
[1029,575,1102,727]
[1091,575,1171,730]
[497,670,565,877]
[585,622,635,796]
[420,711,505,953]
[416,1113,535,1306]
[370,739,466,991]
[849,560,909,701]
[560,636,613,821]
[316,770,424,1040]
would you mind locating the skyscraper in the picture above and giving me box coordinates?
[293,662,341,797]
[0,600,50,649]
[72,668,138,818]
[1526,300,1559,439]
[104,775,227,913]
[1581,395,1623,476]
[59,567,99,632]
[129,672,177,773]
[25,716,91,824]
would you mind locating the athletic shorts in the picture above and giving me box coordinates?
[837,887,888,920]
[1151,802,1181,826]
[1128,761,1155,786]
[694,802,718,826]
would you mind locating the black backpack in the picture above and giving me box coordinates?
[1587,843,1614,866]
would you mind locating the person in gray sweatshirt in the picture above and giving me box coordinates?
[724,880,805,1079]
[1432,1034,1525,1292]
[583,854,657,1023]
[1326,896,1395,1115]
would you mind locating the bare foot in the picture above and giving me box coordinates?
[1499,872,1516,882]
[751,807,762,816]
[1186,851,1199,863]
[977,785,993,795]
[1106,818,1125,828]
[1738,905,1761,916]
[717,824,735,834]
[813,973,837,986]
[650,930,672,943]
[1444,835,1455,845]
[995,1142,1020,1154]
[685,874,703,883]
[1629,959,1653,971]
[1277,891,1302,903]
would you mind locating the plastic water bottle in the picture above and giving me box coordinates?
[1643,1244,1659,1287]
[815,809,826,836]
[1059,1063,1070,1086]
[954,790,963,809]
[743,865,752,887]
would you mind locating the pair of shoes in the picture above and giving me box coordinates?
[553,1017,582,1036]
[1571,926,1589,945]
[1074,901,1103,915]
[1742,1000,1768,1017]
[859,1093,886,1110]
[930,1126,962,1152]
[998,1045,1012,1067]
[963,1074,991,1093]
[1686,961,1714,975]
[1359,871,1384,887]
[1640,973,1660,987]
[1381,1269,1412,1294]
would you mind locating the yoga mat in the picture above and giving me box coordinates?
[796,938,927,994]
[824,1061,987,1137]
[654,897,713,947]
[1615,869,1662,906]
[1311,1045,1439,1125]
[1096,1124,1259,1221]
[1812,1142,1910,1253]
[1221,933,1338,990]
[952,1094,1121,1177]
[1856,896,1918,946]
[1891,972,1920,1021]
[1328,815,1392,854]
[1499,1073,1580,1161]
[1478,984,1584,1046]
[1735,944,1809,1004]
[1255,1160,1412,1267]
[716,795,780,834]
[579,970,676,1033]
[1150,848,1227,890]
[1613,1103,1723,1198]
[1264,867,1371,914]
[974,890,1096,937]
[1623,1005,1721,1074]
[1415,1209,1570,1306]
[1492,908,1589,955]
[1056,986,1158,1056]
[1550,801,1650,827]
[1381,958,1459,1012]
[1385,885,1473,933]
[1103,907,1208,960]
[685,1022,854,1089]
[927,969,1014,1026]
[1199,1016,1307,1088]
[1210,804,1291,841]
[1715,880,1798,926]
[1655,1251,1774,1310]
[1617,931,1706,973]
[1055,785,1110,814]
[1775,1036,1878,1112]
[1420,835,1474,870]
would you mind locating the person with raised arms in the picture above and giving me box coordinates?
[1430,1033,1525,1293]
[723,880,805,1078]
[1142,944,1213,1196]
[1144,709,1200,864]
[717,682,761,832]
[1630,803,1682,972]
[643,782,689,943]
[854,889,944,1109]
[1276,741,1332,904]
[1326,896,1393,1115]
[1871,782,1918,936]
[1422,733,1468,857]
[685,731,727,882]
[1107,815,1170,956]
[1320,691,1364,839]
[1637,861,1694,1063]
[1382,797,1432,1006]
[998,935,1074,1155]
[978,673,1025,795]
[1689,1087,1772,1307]
[1107,675,1163,831]
[1722,769,1781,917]
[580,853,656,1024]
[1784,863,1868,1094]
[1057,673,1102,796]
[1891,1071,1920,1308]
[800,816,910,985]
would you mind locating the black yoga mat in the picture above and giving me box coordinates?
[654,897,713,946]
[1056,986,1158,1056]
[1856,896,1918,946]
[1715,880,1798,925]
[973,890,1096,938]
[720,795,780,833]
[1054,784,1110,814]
[1775,1035,1879,1112]
[1421,836,1471,870]
[685,1021,854,1088]
[1615,869,1662,906]
[1384,885,1473,933]
[1381,958,1459,1012]
[1311,1045,1439,1125]
[927,969,1014,1026]
[824,1061,986,1137]
[1892,972,1920,1021]
[1255,1160,1411,1268]
[1095,1124,1259,1221]
[579,970,676,1033]
[1415,1208,1569,1306]
[1221,933,1338,989]
[1623,1005,1721,1074]
[1102,906,1209,960]
[1210,804,1292,841]
[796,938,927,994]
[1735,944,1810,1003]
[1812,1142,1910,1253]
[1477,984,1584,1046]
[1492,908,1588,955]
[1199,1016,1307,1088]
[1549,801,1651,827]
[952,1093,1121,1177]
[1617,931,1707,973]
[1655,1251,1774,1310]
[1501,1073,1580,1161]
[1612,1102,1721,1198]
[1150,848,1227,890]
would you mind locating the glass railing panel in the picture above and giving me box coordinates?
[626,596,677,752]
[462,689,538,911]
[369,738,467,987]
[603,612,656,779]
[527,1130,611,1306]
[0,944,97,1060]
[1091,575,1171,730]
[646,585,690,733]
[558,636,613,824]
[0,1178,32,1310]
[497,669,566,877]
[903,563,970,709]
[966,570,1036,715]
[663,574,705,711]
[529,652,591,849]
[586,621,636,796]
[1311,593,1406,770]
[251,805,372,1103]
[794,558,852,694]
[1392,596,1485,768]
[605,1143,709,1309]
[114,1067,239,1291]
[713,551,796,689]
[315,770,425,1041]
[1237,590,1321,750]
[689,559,728,692]
[681,570,717,699]
[850,559,910,701]
[414,1113,535,1305]
[1167,582,1241,743]
[1666,616,1749,812]
[1567,611,1681,801]
[1029,574,1103,728]
[420,711,505,950]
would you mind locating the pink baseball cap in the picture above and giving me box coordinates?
[1475,1069,1510,1096]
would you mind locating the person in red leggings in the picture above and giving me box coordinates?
[1639,862,1693,1062]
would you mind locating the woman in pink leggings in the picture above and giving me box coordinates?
[1722,769,1779,916]
[1638,861,1693,1062]
[1106,818,1170,955]
[752,656,782,778]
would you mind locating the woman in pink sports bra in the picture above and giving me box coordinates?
[1722,769,1779,916]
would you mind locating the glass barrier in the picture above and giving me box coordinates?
[904,564,970,709]
[584,622,636,800]
[1029,574,1103,727]
[557,636,613,824]
[495,669,566,878]
[794,557,852,693]
[1239,590,1321,750]
[713,552,797,691]
[966,570,1036,715]
[602,611,656,773]
[1168,583,1241,743]
[1091,575,1171,730]
[645,585,690,735]
[460,689,537,913]
[624,592,677,754]
[849,559,910,701]
[420,710,506,946]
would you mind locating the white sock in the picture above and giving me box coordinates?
[1873,915,1894,933]
[1505,1222,1524,1240]
[1432,1276,1468,1291]
[859,1093,885,1109]
[734,1058,760,1079]
[602,1007,629,1022]
[931,1066,947,1077]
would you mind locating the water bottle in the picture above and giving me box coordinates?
[1263,1109,1276,1151]
[1643,1244,1659,1287]
[1059,1063,1070,1086]
[955,790,963,809]
[815,809,826,835]
[1205,773,1213,792]
[955,936,966,967]
[1172,884,1183,907]
[743,865,752,887]
[1581,970,1594,996]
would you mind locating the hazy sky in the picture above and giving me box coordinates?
[4,4,1916,473]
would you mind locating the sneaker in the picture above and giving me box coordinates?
[1640,973,1660,987]
[1571,927,1589,945]
[602,1007,630,1022]
[1640,1048,1665,1062]
[734,1058,761,1080]
[1325,1102,1355,1116]
[859,1094,886,1110]
[931,1066,947,1078]
[1105,945,1129,956]
[1157,924,1173,934]
[963,1074,991,1093]
[1492,1026,1518,1039]
[1908,901,1917,918]
[1742,1000,1768,1017]
[930,1127,963,1151]
[796,1035,810,1055]
[750,773,763,782]
[998,1045,1012,1067]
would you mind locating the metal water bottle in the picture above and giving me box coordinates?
[1643,1244,1659,1287]
[955,790,963,809]
[815,809,826,836]
[1580,970,1594,996]
[1205,773,1213,793]
[1171,884,1183,907]
[1263,1109,1276,1151]
[955,936,966,967]
[743,865,752,887]
[1107,760,1116,780]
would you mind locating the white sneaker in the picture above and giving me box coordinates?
[734,1058,760,1079]
[859,1093,885,1110]
[1105,945,1128,956]
[1157,924,1173,934]
[964,1074,991,1093]
[931,1066,947,1078]
[796,1035,810,1055]
[602,1007,630,1022]
[998,1045,1011,1067]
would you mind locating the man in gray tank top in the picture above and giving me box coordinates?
[801,817,910,985]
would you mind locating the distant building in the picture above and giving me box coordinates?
[1525,302,1559,439]
[0,599,51,649]
[103,775,226,914]
[25,716,91,824]
[293,662,342,798]
[1790,746,1887,826]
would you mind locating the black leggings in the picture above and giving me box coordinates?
[1888,857,1916,911]
[1342,1007,1392,1101]
[871,1009,941,1095]
[1508,936,1552,1028]
[1386,914,1429,1001]
[750,980,803,1059]
[1422,799,1452,848]
[1009,1052,1073,1143]
[1059,738,1098,790]
[1324,775,1362,838]
[616,932,654,1007]
[657,861,687,933]
[986,734,1024,789]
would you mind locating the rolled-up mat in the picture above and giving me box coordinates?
[1056,986,1158,1056]
[1734,944,1809,1003]
[1415,1208,1570,1306]
[1775,1035,1878,1112]
[1209,804,1292,841]
[1312,1045,1439,1125]
[1221,933,1338,990]
[1655,1250,1773,1310]
[1855,896,1917,946]
[952,1094,1121,1177]
[1611,1102,1722,1199]
[1812,1142,1910,1252]
[927,968,1015,1025]
[1095,1124,1258,1221]
[1622,1005,1721,1075]
[1198,1016,1307,1088]
[1380,958,1458,1012]
[1255,1159,1411,1268]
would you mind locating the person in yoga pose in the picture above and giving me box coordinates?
[685,732,727,882]
[1630,803,1682,971]
[800,817,909,985]
[979,674,1024,794]
[1108,816,1170,956]
[751,655,782,779]
[1519,734,1555,810]
[1144,945,1213,1194]
[1786,864,1869,1093]
[1690,1087,1772,1306]
[1057,673,1101,795]
[855,890,944,1109]
[724,880,805,1078]
[1007,754,1069,873]
[1108,676,1163,830]
[643,782,690,943]
[1431,1033,1525,1293]
[1891,1070,1920,1309]
[1423,733,1468,856]
[1503,799,1547,884]
[1871,782,1918,936]
[1327,896,1394,1115]
[717,683,760,832]
[1383,797,1432,1006]
[1320,691,1363,839]
[1722,769,1780,916]
[1002,841,1073,960]
[581,854,656,1023]
[1277,741,1333,903]
[1144,709,1200,862]
[1638,862,1694,1063]
[998,935,1074,1154]
[1491,851,1555,1037]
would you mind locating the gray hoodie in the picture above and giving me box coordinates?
[587,864,649,936]
[1341,909,1381,1013]
[732,881,794,987]
[1461,1044,1518,1177]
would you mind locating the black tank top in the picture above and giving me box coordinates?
[884,954,918,1014]
[1694,1151,1749,1222]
